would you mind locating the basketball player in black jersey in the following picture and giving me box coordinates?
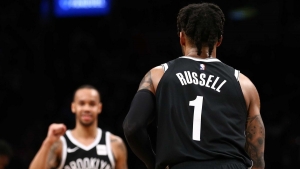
[123,2,265,169]
[29,85,128,169]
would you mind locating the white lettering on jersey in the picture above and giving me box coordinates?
[216,79,226,92]
[184,71,193,84]
[176,73,186,85]
[211,76,219,90]
[199,73,206,86]
[205,75,214,88]
[64,158,110,169]
[192,72,198,85]
[90,158,100,168]
[100,160,109,169]
[176,71,227,92]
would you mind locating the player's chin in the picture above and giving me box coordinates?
[79,120,94,127]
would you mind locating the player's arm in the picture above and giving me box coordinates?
[137,70,155,93]
[110,134,128,169]
[29,123,65,169]
[240,73,265,169]
[29,139,62,169]
[123,67,162,169]
[138,66,164,93]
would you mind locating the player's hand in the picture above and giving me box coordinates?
[45,123,67,144]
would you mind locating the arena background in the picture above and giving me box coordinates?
[0,0,299,168]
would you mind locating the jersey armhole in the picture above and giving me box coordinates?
[106,132,116,169]
[161,63,168,72]
[57,136,67,169]
[234,69,240,81]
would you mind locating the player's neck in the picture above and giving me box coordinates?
[183,47,217,59]
[73,123,98,139]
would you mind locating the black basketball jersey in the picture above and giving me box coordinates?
[155,56,253,169]
[58,128,115,169]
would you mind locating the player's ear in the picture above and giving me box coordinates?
[98,102,102,114]
[217,35,223,47]
[71,102,76,113]
[179,31,186,46]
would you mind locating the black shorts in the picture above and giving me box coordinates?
[170,159,250,169]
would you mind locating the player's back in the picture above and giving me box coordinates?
[155,56,252,169]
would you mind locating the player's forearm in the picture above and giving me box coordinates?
[29,140,53,169]
[245,142,265,169]
[123,89,156,169]
[123,127,156,169]
[245,115,265,169]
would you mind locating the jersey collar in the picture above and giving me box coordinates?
[180,56,221,62]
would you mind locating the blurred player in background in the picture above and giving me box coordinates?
[29,84,128,169]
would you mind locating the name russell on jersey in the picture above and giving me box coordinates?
[176,71,226,92]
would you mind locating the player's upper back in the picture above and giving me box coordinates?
[153,56,252,167]
[155,56,247,124]
[155,56,247,126]
[154,56,242,95]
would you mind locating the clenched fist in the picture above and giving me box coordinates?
[45,123,67,144]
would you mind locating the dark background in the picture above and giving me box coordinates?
[0,0,299,169]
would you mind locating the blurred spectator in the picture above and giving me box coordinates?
[0,139,13,169]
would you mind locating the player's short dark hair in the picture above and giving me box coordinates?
[73,84,101,101]
[177,2,225,56]
[0,139,13,158]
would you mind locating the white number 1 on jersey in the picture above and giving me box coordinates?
[189,96,203,141]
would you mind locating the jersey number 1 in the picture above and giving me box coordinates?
[189,96,203,141]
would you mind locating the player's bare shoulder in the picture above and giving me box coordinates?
[151,65,165,92]
[151,65,164,76]
[138,65,164,93]
[238,73,260,111]
[110,133,127,156]
[110,133,128,169]
[239,73,256,89]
